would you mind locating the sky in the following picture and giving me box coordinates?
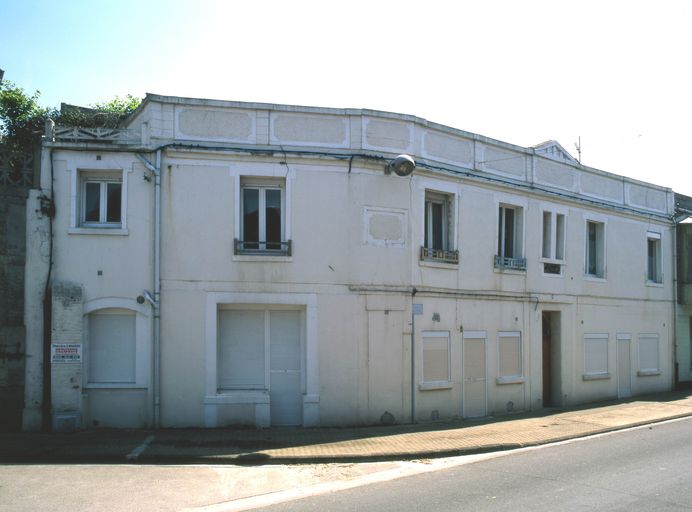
[2,0,691,195]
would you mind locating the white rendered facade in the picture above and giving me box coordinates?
[23,95,676,430]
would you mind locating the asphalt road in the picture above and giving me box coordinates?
[257,418,692,512]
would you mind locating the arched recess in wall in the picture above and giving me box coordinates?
[83,298,151,389]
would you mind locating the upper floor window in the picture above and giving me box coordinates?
[646,232,662,284]
[421,190,458,264]
[495,204,525,270]
[541,211,565,275]
[81,172,122,227]
[68,168,129,235]
[235,178,290,256]
[585,220,605,278]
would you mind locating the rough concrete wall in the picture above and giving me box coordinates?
[0,188,28,430]
[50,281,83,431]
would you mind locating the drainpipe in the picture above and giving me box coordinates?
[137,150,161,427]
[153,150,161,427]
[672,221,678,389]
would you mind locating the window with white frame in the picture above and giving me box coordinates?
[80,171,122,227]
[646,232,662,283]
[583,333,609,377]
[422,331,451,384]
[421,190,458,264]
[498,331,522,378]
[87,309,136,384]
[585,220,605,278]
[542,211,565,275]
[496,204,525,270]
[638,333,660,374]
[236,178,290,255]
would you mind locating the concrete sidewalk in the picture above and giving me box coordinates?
[2,391,692,465]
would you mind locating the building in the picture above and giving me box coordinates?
[23,95,676,431]
[675,194,692,386]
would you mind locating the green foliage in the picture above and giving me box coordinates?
[0,80,141,151]
[59,94,141,129]
[92,94,141,115]
[0,81,51,151]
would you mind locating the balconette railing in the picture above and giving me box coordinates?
[494,255,526,271]
[234,239,292,256]
[420,246,459,264]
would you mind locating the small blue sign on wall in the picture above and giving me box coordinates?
[412,303,423,316]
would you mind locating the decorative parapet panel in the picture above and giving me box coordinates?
[54,126,141,144]
[54,94,674,218]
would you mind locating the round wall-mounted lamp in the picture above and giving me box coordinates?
[385,154,416,176]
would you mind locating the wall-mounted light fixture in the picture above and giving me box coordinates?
[385,154,416,176]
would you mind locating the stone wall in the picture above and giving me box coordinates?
[0,146,37,430]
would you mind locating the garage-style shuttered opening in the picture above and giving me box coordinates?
[218,307,304,426]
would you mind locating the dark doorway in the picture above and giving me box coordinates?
[542,311,561,408]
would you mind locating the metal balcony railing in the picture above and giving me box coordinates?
[234,239,292,256]
[494,255,526,271]
[420,246,459,264]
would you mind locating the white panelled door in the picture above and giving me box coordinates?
[463,332,487,418]
[269,310,303,426]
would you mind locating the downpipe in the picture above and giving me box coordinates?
[137,150,162,428]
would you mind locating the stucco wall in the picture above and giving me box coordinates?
[34,97,678,429]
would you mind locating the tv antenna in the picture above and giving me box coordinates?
[574,136,582,164]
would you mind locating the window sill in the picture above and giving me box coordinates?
[84,383,146,389]
[645,281,664,288]
[496,376,526,385]
[637,369,661,377]
[583,275,607,282]
[418,381,453,391]
[68,227,129,236]
[582,372,611,381]
[419,259,458,270]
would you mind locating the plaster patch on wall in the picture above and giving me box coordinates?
[363,118,413,152]
[535,158,577,190]
[271,113,348,147]
[581,172,622,202]
[482,146,526,177]
[627,183,667,212]
[177,108,254,142]
[423,131,473,166]
[364,207,407,247]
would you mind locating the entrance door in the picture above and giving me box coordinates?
[269,310,303,426]
[617,333,632,399]
[542,312,552,407]
[463,332,487,418]
[542,311,561,407]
